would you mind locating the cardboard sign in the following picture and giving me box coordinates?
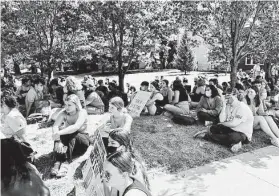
[128,91,152,117]
[82,129,107,196]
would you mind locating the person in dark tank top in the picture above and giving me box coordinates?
[164,79,190,116]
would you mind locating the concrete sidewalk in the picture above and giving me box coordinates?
[149,146,279,196]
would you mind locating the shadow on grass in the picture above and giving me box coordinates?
[132,116,272,175]
[34,152,55,180]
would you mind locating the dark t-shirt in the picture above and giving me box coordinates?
[96,86,108,96]
[122,179,152,196]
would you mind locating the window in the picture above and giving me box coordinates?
[245,54,253,65]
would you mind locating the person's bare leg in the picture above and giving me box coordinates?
[164,104,184,115]
[87,107,103,115]
[147,104,157,116]
[264,116,279,138]
[254,116,278,139]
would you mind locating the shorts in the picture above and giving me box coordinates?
[175,101,190,115]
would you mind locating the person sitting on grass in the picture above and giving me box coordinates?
[1,94,27,142]
[107,129,150,190]
[1,138,50,196]
[51,94,90,177]
[49,78,64,108]
[127,86,137,103]
[196,84,223,125]
[103,150,152,196]
[182,78,192,94]
[190,78,206,103]
[25,77,45,117]
[145,81,164,115]
[101,97,133,149]
[84,79,105,115]
[221,82,230,95]
[63,76,86,108]
[96,79,109,97]
[194,88,254,152]
[140,81,149,92]
[16,77,31,105]
[164,79,190,116]
[244,86,279,147]
[156,79,173,107]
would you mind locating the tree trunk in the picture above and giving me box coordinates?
[230,59,238,88]
[40,62,44,76]
[14,61,21,75]
[47,68,53,83]
[185,69,186,75]
[118,72,124,93]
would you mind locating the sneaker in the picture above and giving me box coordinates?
[193,130,208,138]
[271,138,279,147]
[231,142,242,153]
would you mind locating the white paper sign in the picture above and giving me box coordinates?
[128,91,152,117]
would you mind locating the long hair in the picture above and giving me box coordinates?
[1,93,18,109]
[65,94,82,111]
[245,86,261,107]
[107,150,134,174]
[108,129,150,190]
[172,79,184,91]
[109,129,132,151]
[205,84,219,98]
[1,138,31,191]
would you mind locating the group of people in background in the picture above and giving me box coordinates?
[2,66,279,196]
[1,73,151,195]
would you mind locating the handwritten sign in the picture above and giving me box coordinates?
[128,91,152,117]
[82,129,106,196]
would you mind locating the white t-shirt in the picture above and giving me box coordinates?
[1,108,27,138]
[225,102,254,141]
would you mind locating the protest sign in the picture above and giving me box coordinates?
[82,129,107,196]
[128,91,152,117]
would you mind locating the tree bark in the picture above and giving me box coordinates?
[118,22,124,92]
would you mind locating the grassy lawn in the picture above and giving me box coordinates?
[131,115,270,173]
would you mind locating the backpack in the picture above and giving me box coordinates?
[172,114,196,126]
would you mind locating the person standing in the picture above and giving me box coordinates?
[253,63,261,79]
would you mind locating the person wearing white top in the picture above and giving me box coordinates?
[194,88,254,152]
[253,64,261,79]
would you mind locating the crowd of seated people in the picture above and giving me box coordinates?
[2,67,279,195]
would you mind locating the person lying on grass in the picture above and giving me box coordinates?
[103,150,152,196]
[196,84,223,125]
[194,88,254,153]
[101,97,133,149]
[51,94,90,177]
[1,138,50,196]
[107,129,150,190]
[1,93,27,142]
